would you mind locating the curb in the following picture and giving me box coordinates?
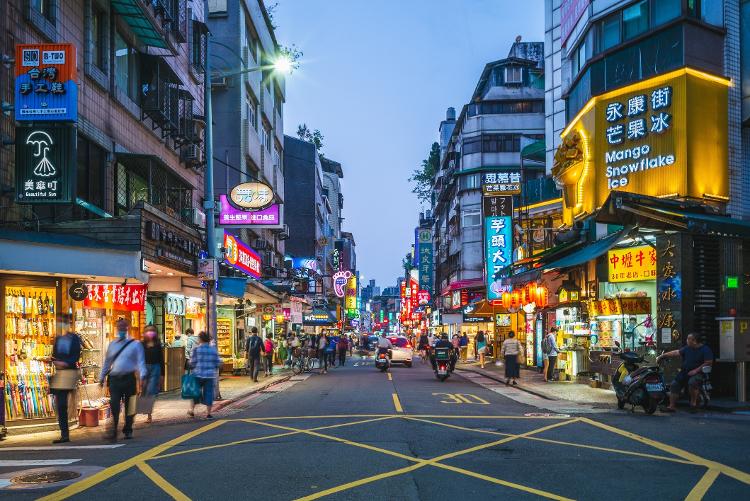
[212,373,294,412]
[455,366,557,401]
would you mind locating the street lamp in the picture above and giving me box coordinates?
[203,23,296,341]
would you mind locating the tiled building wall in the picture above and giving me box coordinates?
[724,0,747,219]
[544,0,564,174]
[0,0,205,225]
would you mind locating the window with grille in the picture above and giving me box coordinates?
[116,158,194,224]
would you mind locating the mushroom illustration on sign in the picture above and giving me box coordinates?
[26,130,56,177]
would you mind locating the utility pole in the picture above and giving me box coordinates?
[204,26,218,341]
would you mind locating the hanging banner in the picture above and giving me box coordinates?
[15,43,78,121]
[15,123,77,204]
[84,284,147,311]
[223,232,262,279]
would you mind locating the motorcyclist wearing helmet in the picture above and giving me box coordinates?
[431,333,457,371]
[376,332,393,359]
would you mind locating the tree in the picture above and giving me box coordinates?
[297,124,325,156]
[409,142,440,205]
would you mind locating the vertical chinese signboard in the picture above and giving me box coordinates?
[484,216,512,300]
[15,43,78,205]
[417,228,433,295]
[656,234,684,349]
[15,123,76,204]
[15,44,78,121]
[345,274,358,317]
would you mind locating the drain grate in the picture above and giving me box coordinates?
[11,470,81,485]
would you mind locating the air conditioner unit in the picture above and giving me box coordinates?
[182,143,203,165]
[192,208,206,228]
[211,75,228,88]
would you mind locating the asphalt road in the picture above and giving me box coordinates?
[1,355,750,500]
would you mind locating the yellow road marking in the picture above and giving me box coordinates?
[153,416,397,460]
[392,393,403,413]
[387,372,392,381]
[404,416,696,466]
[432,393,490,404]
[38,419,226,501]
[241,414,568,421]
[137,461,191,501]
[685,469,721,501]
[580,417,750,486]
[266,417,579,501]
[434,463,573,501]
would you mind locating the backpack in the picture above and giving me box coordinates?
[264,339,274,354]
[541,334,551,354]
[247,336,262,356]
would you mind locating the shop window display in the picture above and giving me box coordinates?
[4,286,56,420]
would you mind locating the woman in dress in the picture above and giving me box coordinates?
[476,331,487,369]
[501,331,522,386]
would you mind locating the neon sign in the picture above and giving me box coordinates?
[333,270,351,298]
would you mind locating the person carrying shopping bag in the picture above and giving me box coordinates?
[188,331,222,419]
[140,325,164,423]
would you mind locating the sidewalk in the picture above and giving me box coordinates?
[456,360,615,408]
[3,369,293,444]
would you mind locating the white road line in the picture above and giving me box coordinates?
[0,459,82,466]
[0,445,124,451]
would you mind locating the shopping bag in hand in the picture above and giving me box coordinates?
[181,374,201,399]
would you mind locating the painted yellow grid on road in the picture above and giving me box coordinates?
[38,414,750,501]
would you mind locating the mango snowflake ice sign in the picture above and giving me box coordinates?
[15,123,77,204]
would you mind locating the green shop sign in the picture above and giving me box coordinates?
[15,123,76,204]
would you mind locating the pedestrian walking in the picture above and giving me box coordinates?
[542,328,560,381]
[501,331,522,385]
[188,331,222,419]
[318,334,329,374]
[49,319,81,444]
[99,319,146,441]
[184,328,199,372]
[245,327,265,382]
[326,336,337,367]
[337,335,348,366]
[476,331,487,369]
[140,325,164,423]
[264,334,275,376]
[459,333,469,362]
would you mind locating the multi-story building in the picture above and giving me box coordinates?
[321,157,344,277]
[535,0,750,397]
[0,0,210,431]
[432,40,545,323]
[208,0,287,277]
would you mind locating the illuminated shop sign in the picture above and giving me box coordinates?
[607,245,657,283]
[333,270,351,298]
[223,232,261,279]
[219,195,280,226]
[84,284,147,312]
[15,43,78,121]
[553,69,730,226]
[228,181,274,210]
[484,216,512,300]
[481,171,522,195]
[15,124,76,204]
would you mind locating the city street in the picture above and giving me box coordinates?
[2,355,749,500]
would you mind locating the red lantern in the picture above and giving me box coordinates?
[535,285,549,308]
[501,292,512,309]
[511,290,520,308]
[525,283,537,304]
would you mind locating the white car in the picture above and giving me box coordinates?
[388,336,413,367]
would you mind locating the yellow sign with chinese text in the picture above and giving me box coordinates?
[607,245,656,282]
[553,68,729,226]
[345,275,357,310]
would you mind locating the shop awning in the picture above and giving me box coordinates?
[0,230,147,282]
[441,278,485,296]
[544,226,631,272]
[597,192,750,238]
[111,0,169,48]
[245,280,282,305]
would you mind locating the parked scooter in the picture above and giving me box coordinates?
[375,349,391,372]
[696,365,713,408]
[612,351,666,415]
[433,347,453,382]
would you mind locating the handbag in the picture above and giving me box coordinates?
[516,341,524,364]
[181,374,201,400]
[136,394,156,415]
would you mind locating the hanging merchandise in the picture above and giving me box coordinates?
[4,286,57,420]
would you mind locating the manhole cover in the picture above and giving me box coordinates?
[11,470,81,484]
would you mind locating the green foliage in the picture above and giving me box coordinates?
[297,124,325,156]
[409,142,440,205]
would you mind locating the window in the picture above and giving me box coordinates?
[30,0,53,21]
[461,209,481,228]
[652,0,681,25]
[114,30,140,103]
[574,41,587,74]
[116,159,193,223]
[90,5,106,71]
[463,136,482,154]
[504,66,523,84]
[600,14,621,52]
[459,174,480,191]
[467,101,544,116]
[245,94,257,130]
[190,18,206,73]
[701,0,723,26]
[77,137,106,211]
[623,0,649,40]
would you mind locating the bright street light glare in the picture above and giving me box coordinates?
[273,55,293,75]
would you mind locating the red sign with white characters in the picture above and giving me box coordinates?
[223,232,262,279]
[410,279,419,309]
[84,284,147,311]
[417,290,431,304]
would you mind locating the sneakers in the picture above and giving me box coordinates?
[53,437,70,444]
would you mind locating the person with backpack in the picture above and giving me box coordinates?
[245,327,265,382]
[263,334,275,377]
[541,327,560,382]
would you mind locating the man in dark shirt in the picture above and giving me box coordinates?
[245,327,265,382]
[657,333,714,412]
[431,334,457,372]
[51,324,81,443]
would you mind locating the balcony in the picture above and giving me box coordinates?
[141,55,182,137]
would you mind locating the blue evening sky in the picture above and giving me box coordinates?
[275,0,544,288]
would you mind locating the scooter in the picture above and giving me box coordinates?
[375,349,391,372]
[697,365,712,408]
[612,351,666,415]
[433,347,452,382]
